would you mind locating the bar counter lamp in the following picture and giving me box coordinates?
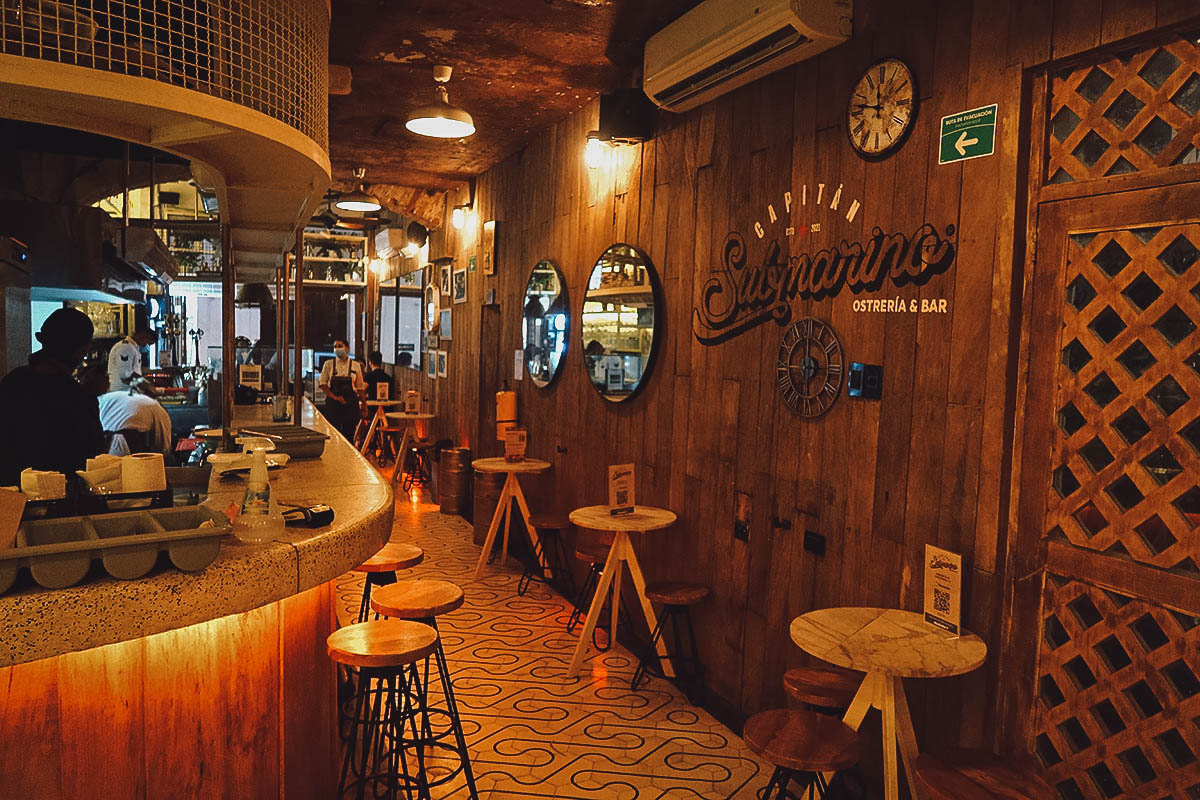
[406,65,476,139]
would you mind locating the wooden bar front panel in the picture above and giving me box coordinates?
[0,582,337,799]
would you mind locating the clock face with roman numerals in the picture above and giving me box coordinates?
[847,57,917,159]
[776,317,843,418]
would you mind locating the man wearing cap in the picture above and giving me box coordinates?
[0,307,106,484]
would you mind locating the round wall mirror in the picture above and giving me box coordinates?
[580,243,660,402]
[522,259,568,387]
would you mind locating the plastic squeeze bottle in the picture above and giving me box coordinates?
[233,448,283,543]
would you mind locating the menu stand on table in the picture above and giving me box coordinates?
[471,458,551,580]
[789,607,987,800]
[565,505,678,679]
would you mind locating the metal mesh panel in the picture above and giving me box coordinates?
[0,0,328,148]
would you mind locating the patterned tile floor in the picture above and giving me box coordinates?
[335,494,771,799]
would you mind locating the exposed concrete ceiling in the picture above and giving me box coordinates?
[328,0,701,196]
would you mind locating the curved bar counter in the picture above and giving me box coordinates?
[0,403,392,799]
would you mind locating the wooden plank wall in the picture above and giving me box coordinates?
[388,0,1190,747]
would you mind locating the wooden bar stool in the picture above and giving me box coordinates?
[743,708,861,800]
[631,582,709,703]
[351,543,424,623]
[327,619,439,800]
[370,579,478,800]
[914,749,1055,800]
[782,666,861,713]
[517,511,575,597]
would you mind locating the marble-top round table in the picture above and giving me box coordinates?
[471,458,552,580]
[565,505,678,678]
[383,412,437,488]
[790,607,987,800]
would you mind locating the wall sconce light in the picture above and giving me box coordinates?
[585,130,612,169]
[451,204,470,230]
[369,258,386,277]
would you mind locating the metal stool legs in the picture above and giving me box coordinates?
[631,603,705,703]
[760,766,828,800]
[565,563,634,652]
[517,528,574,597]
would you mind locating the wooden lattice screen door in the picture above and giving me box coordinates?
[1008,31,1200,800]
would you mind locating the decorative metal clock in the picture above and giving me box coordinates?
[847,57,917,159]
[776,317,844,418]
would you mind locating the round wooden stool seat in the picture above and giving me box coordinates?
[528,512,571,531]
[575,542,611,564]
[743,708,861,773]
[327,620,438,668]
[353,542,424,573]
[914,749,1055,800]
[782,666,861,708]
[371,579,464,619]
[645,582,710,606]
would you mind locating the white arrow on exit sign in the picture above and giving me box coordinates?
[954,130,980,156]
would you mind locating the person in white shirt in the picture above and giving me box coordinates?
[106,328,157,392]
[318,339,365,441]
[98,378,173,457]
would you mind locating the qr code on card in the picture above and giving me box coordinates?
[933,588,951,614]
[616,489,629,505]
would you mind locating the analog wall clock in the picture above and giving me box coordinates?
[776,317,843,418]
[847,57,917,159]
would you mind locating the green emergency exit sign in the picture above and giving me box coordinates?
[938,103,997,164]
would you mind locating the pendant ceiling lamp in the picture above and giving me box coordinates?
[335,167,381,212]
[406,65,475,139]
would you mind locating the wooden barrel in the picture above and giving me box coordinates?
[438,447,471,517]
[471,468,505,545]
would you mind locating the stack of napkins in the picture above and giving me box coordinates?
[20,469,67,500]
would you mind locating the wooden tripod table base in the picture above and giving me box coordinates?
[565,505,678,679]
[472,458,552,580]
[790,607,988,800]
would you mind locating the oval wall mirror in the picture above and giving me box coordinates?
[522,259,569,387]
[580,243,660,402]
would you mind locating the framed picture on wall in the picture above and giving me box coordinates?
[440,309,452,339]
[482,220,497,276]
[439,263,451,296]
[452,267,468,304]
[436,350,448,378]
[426,351,437,379]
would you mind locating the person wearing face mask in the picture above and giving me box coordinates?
[0,307,107,484]
[318,338,365,441]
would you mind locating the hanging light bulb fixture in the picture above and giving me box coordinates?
[406,65,475,139]
[335,167,381,212]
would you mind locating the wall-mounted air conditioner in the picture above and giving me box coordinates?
[643,0,852,113]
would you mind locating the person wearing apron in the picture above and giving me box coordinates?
[318,340,365,442]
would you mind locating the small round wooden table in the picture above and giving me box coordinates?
[790,607,987,800]
[471,457,552,580]
[359,400,404,456]
[566,505,677,678]
[384,412,436,487]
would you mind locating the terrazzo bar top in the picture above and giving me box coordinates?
[0,400,392,667]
